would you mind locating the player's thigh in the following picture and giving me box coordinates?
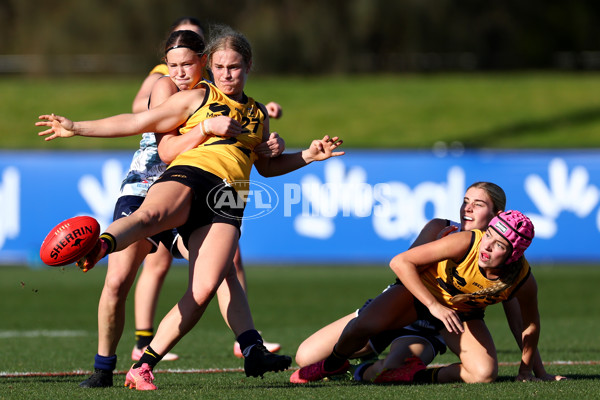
[188,223,239,295]
[443,319,498,380]
[141,181,193,225]
[355,284,416,332]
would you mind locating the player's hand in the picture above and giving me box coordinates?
[428,302,464,334]
[265,101,282,119]
[535,373,568,381]
[36,114,76,141]
[437,225,459,239]
[303,135,344,162]
[255,132,285,158]
[205,116,244,137]
[76,239,108,273]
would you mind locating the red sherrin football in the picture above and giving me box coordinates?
[40,216,100,266]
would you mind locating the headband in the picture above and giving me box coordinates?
[165,45,196,54]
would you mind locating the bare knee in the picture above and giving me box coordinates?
[143,252,172,279]
[463,362,497,383]
[294,341,314,367]
[295,315,356,367]
[104,271,135,299]
[294,334,333,367]
[188,282,218,308]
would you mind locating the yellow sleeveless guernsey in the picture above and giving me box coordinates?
[149,63,169,76]
[167,82,264,192]
[419,230,531,313]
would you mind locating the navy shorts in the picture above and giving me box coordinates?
[383,278,485,330]
[113,195,181,257]
[153,165,243,247]
[411,288,485,330]
[357,297,447,356]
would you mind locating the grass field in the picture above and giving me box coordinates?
[4,72,600,150]
[1,264,599,399]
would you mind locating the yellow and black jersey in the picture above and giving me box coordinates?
[168,82,265,191]
[420,230,531,313]
[149,63,169,76]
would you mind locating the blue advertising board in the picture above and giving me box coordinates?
[0,149,598,266]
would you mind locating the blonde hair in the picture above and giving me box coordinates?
[451,258,524,303]
[205,24,252,70]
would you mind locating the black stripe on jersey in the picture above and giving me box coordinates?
[237,147,252,157]
[205,138,252,158]
[188,82,211,118]
[457,231,477,265]
[206,138,238,146]
[436,277,463,296]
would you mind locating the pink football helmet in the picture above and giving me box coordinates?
[489,210,534,264]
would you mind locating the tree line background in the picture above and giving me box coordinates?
[1,0,600,75]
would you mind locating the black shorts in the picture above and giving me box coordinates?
[357,297,447,356]
[387,278,486,330]
[412,292,485,331]
[113,195,181,256]
[154,166,243,247]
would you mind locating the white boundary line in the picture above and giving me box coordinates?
[1,360,598,378]
[0,368,245,378]
[0,330,88,338]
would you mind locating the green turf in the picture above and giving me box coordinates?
[1,264,599,398]
[8,72,600,151]
[4,71,600,397]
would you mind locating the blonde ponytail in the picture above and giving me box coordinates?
[451,258,524,304]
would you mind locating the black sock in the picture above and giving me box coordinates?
[133,345,162,369]
[236,329,263,356]
[323,346,348,372]
[413,367,442,384]
[135,329,153,349]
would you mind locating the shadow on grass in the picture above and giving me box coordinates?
[496,374,600,382]
[1,376,83,384]
[458,106,600,147]
[561,374,600,381]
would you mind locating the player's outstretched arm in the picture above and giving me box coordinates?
[36,114,76,141]
[36,90,202,141]
[254,135,344,177]
[503,299,567,382]
[36,113,145,140]
[304,135,345,162]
